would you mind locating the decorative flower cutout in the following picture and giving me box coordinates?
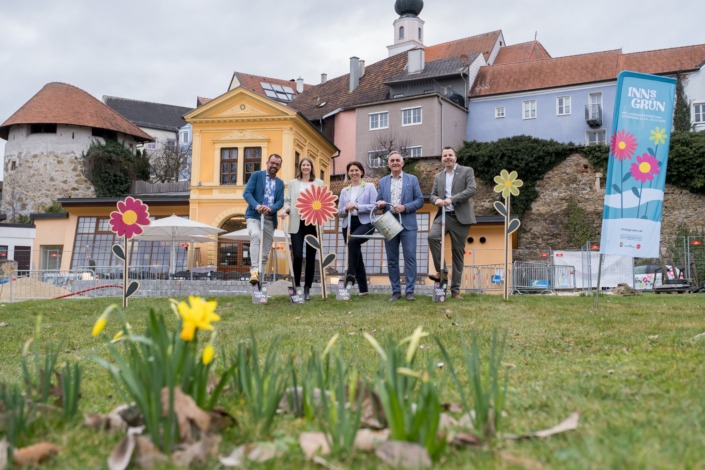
[109,197,151,238]
[296,185,338,226]
[177,296,220,341]
[493,169,523,198]
[610,129,638,161]
[649,127,667,146]
[630,153,660,183]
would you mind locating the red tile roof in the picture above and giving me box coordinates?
[291,53,409,121]
[0,82,153,141]
[425,30,502,62]
[494,41,551,65]
[472,44,705,97]
[231,72,312,99]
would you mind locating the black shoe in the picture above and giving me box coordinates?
[345,274,356,288]
[304,287,311,301]
[389,293,402,301]
[429,271,447,283]
[406,293,416,301]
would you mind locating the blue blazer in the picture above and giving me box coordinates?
[243,170,285,228]
[376,172,424,231]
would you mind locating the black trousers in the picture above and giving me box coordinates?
[342,215,373,294]
[290,221,317,288]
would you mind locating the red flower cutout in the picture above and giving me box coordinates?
[610,129,638,161]
[630,153,660,183]
[109,197,151,238]
[295,185,337,226]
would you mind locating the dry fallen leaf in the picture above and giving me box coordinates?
[12,442,60,466]
[0,322,8,327]
[0,439,8,470]
[134,436,167,468]
[499,451,546,470]
[219,445,246,467]
[247,442,281,462]
[208,407,237,433]
[375,440,431,469]
[353,428,389,451]
[108,433,136,470]
[162,387,211,443]
[506,412,580,440]
[312,455,344,470]
[451,432,482,446]
[172,434,222,467]
[299,431,330,459]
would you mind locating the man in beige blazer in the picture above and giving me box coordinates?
[429,146,476,299]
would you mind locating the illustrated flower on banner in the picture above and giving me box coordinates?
[109,196,151,238]
[649,127,667,146]
[610,129,638,161]
[493,169,523,198]
[177,296,220,341]
[295,185,338,226]
[630,153,660,183]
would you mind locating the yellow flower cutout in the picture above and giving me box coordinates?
[177,296,220,341]
[649,127,667,145]
[493,169,523,198]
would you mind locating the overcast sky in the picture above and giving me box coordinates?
[1,0,702,179]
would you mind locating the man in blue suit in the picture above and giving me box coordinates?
[243,153,284,285]
[376,151,424,301]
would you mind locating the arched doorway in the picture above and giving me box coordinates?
[218,215,250,278]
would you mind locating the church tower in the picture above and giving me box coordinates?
[387,0,425,57]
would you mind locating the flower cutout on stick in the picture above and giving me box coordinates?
[296,185,338,227]
[109,197,151,238]
[493,170,523,198]
[630,153,660,183]
[610,129,638,161]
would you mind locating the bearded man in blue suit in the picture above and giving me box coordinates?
[243,153,284,285]
[376,151,424,301]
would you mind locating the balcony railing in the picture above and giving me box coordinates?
[585,104,602,128]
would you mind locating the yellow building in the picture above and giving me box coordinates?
[185,87,337,275]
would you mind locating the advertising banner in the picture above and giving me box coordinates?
[600,71,676,258]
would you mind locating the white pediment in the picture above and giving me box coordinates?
[217,102,269,117]
[213,130,270,142]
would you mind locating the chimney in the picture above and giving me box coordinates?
[359,60,366,77]
[296,77,304,93]
[407,48,425,74]
[349,56,360,92]
[321,73,328,84]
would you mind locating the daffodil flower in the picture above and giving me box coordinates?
[92,304,117,336]
[202,344,215,365]
[177,296,220,341]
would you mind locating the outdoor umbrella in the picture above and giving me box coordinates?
[221,228,288,281]
[135,215,224,275]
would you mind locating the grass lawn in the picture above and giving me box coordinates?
[1,292,704,469]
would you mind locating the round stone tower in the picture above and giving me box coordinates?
[0,82,152,219]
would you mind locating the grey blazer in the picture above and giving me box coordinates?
[430,165,477,225]
[284,178,324,234]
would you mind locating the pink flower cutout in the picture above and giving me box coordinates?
[630,153,660,183]
[295,185,337,226]
[610,129,638,161]
[109,197,151,238]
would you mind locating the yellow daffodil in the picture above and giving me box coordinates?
[112,331,124,341]
[202,344,215,365]
[493,170,523,199]
[399,326,430,363]
[649,127,667,145]
[177,296,220,341]
[92,305,117,336]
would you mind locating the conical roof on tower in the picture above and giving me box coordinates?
[0,82,153,141]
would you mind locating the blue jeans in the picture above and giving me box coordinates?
[385,228,417,295]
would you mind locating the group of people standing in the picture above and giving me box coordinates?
[243,147,476,301]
